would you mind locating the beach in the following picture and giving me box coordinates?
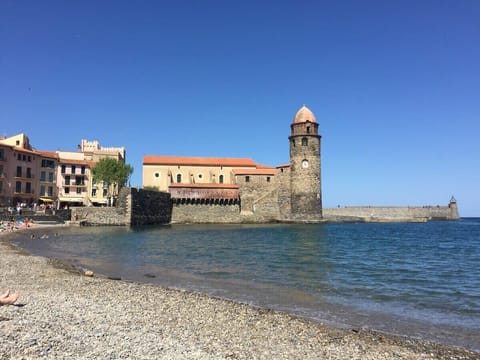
[1,228,478,359]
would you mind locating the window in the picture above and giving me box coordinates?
[48,186,53,196]
[154,172,160,178]
[41,159,55,168]
[65,175,70,185]
[92,188,97,196]
[176,174,182,183]
[26,167,32,178]
[266,176,271,182]
[103,188,107,197]
[15,181,21,193]
[76,176,84,185]
[76,187,81,194]
[40,185,46,196]
[48,172,54,182]
[198,173,203,179]
[16,140,20,146]
[0,148,4,160]
[71,165,76,174]
[61,165,66,174]
[81,166,86,175]
[27,155,31,162]
[0,164,3,176]
[219,175,224,184]
[306,126,310,134]
[17,154,21,161]
[26,182,31,193]
[0,180,3,193]
[246,176,250,183]
[301,137,308,146]
[40,171,46,181]
[16,166,22,177]
[65,187,70,194]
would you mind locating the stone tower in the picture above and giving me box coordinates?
[289,105,322,221]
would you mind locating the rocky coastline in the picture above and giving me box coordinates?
[1,226,478,359]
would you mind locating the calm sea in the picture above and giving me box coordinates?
[11,219,480,351]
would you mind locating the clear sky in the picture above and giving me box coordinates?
[1,1,479,216]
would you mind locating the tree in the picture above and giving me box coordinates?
[91,158,133,205]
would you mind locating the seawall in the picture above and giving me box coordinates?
[69,188,459,226]
[323,203,459,223]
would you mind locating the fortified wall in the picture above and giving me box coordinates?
[323,200,459,223]
[70,188,459,226]
[71,188,172,226]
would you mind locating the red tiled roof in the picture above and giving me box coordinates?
[144,155,257,167]
[36,151,59,159]
[12,147,37,155]
[255,163,275,169]
[232,168,278,176]
[169,183,238,189]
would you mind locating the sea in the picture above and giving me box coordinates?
[10,218,480,352]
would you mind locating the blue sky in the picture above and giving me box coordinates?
[1,1,479,216]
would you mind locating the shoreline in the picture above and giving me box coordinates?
[1,227,478,359]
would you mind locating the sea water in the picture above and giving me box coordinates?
[12,219,480,351]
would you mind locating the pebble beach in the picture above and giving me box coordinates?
[1,227,478,360]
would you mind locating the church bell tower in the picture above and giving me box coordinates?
[289,105,322,221]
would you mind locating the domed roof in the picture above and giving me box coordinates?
[293,105,316,124]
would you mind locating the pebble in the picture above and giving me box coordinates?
[1,232,479,359]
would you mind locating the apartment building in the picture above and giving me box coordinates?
[0,134,126,209]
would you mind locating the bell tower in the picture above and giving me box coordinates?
[289,105,322,221]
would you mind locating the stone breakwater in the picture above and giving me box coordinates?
[1,233,477,359]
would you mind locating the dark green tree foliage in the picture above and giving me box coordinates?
[91,158,133,195]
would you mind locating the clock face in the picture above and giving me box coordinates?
[302,160,309,168]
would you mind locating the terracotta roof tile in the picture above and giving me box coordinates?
[36,151,59,159]
[144,155,257,167]
[232,168,278,176]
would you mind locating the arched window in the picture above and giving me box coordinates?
[301,137,308,146]
[219,175,224,184]
[176,174,182,183]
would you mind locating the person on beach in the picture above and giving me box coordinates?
[0,290,19,306]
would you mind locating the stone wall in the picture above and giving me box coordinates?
[70,188,172,226]
[323,204,459,222]
[171,203,241,223]
[127,187,172,226]
[71,207,127,226]
[235,173,283,222]
[69,187,459,226]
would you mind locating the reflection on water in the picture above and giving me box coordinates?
[12,220,480,352]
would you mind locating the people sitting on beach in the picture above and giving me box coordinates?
[0,290,19,306]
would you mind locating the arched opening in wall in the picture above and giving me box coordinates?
[301,137,308,146]
[176,174,182,183]
[306,126,310,134]
[219,175,224,184]
[291,139,295,147]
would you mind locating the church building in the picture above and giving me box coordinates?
[142,105,323,222]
